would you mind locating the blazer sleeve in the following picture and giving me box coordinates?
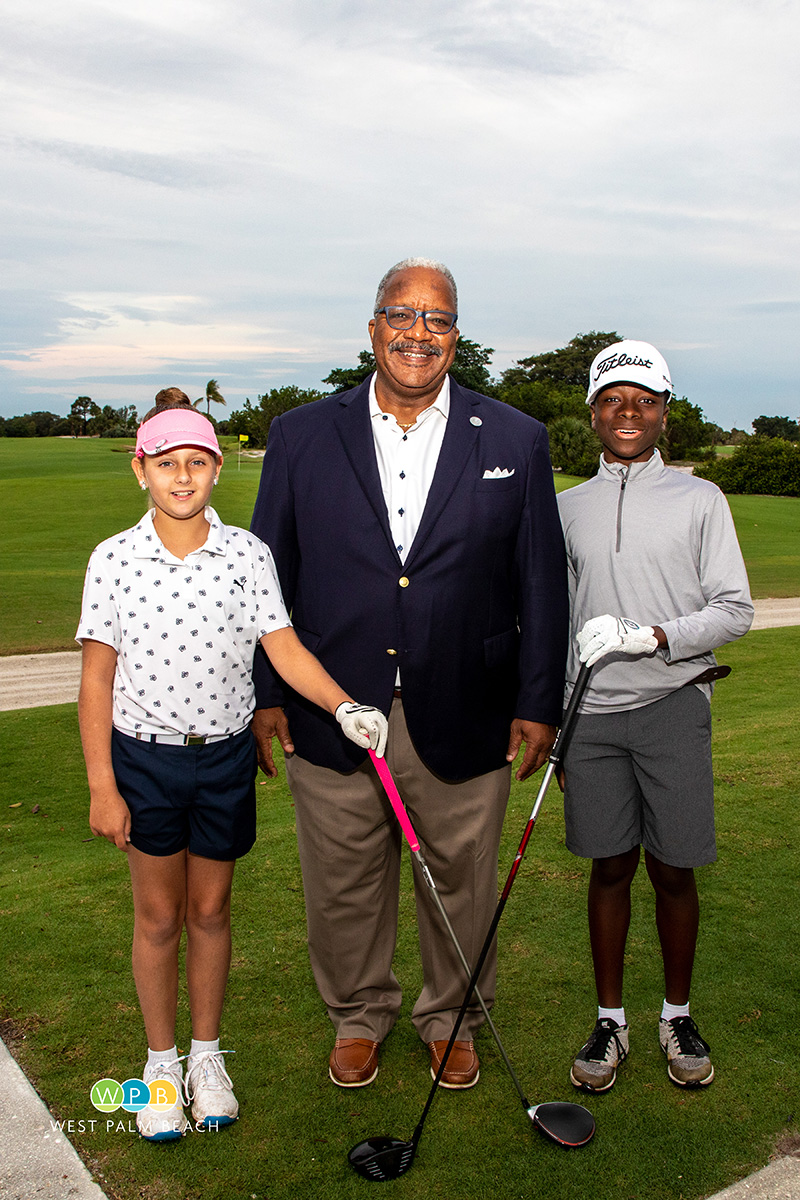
[250,416,298,710]
[513,422,570,725]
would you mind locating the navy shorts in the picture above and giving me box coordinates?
[111,727,258,861]
[563,687,716,869]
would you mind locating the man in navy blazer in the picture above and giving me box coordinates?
[251,258,568,1090]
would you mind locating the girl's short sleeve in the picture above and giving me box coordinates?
[253,544,291,638]
[75,549,121,650]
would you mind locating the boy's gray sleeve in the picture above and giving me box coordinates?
[659,491,754,660]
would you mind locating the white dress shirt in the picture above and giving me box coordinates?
[369,373,450,564]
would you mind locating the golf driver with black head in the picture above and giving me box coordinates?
[348,663,595,1181]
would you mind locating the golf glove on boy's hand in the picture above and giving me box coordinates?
[577,615,659,667]
[335,702,389,756]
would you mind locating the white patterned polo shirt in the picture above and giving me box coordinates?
[76,506,291,738]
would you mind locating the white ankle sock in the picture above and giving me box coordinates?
[190,1038,220,1057]
[598,1006,626,1027]
[661,1000,690,1022]
[147,1045,178,1068]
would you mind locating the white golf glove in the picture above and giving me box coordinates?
[577,615,659,667]
[335,702,389,757]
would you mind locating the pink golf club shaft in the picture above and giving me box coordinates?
[369,750,420,851]
[367,747,532,1108]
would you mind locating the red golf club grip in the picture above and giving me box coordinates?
[369,749,421,852]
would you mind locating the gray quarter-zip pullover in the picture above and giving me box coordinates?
[557,450,754,713]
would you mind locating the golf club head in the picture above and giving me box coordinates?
[527,1101,596,1148]
[348,1136,417,1181]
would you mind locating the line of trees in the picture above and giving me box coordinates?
[221,332,759,477]
[0,379,226,439]
[2,341,797,487]
[0,397,139,439]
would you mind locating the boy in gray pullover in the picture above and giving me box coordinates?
[557,340,753,1093]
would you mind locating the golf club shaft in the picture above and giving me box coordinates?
[368,752,528,1102]
[412,846,530,1108]
[408,661,593,1142]
[501,662,592,901]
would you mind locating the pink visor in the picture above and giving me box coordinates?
[135,408,221,458]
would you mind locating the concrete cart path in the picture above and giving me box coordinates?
[2,597,798,713]
[709,1157,800,1200]
[750,597,800,630]
[0,1038,108,1200]
[0,652,83,713]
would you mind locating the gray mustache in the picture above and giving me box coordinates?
[388,342,443,358]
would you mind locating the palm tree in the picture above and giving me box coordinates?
[194,379,226,416]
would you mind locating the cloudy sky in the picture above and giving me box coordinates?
[1,0,797,429]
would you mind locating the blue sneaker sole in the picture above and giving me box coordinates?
[195,1113,238,1128]
[140,1128,185,1142]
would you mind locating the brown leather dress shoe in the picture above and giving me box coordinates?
[428,1039,480,1089]
[329,1038,380,1087]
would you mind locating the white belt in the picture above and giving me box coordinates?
[128,729,243,746]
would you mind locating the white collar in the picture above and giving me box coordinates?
[598,448,666,483]
[368,372,451,424]
[130,506,228,560]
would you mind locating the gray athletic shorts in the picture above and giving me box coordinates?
[563,686,716,868]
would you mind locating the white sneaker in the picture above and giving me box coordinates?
[184,1050,238,1128]
[570,1018,630,1092]
[136,1058,188,1141]
[659,1016,714,1087]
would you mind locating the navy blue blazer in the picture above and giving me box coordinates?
[251,377,568,781]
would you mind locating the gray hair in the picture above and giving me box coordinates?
[374,257,458,313]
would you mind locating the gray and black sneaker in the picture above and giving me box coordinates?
[570,1018,629,1093]
[659,1015,714,1087]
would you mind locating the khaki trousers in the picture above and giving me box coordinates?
[286,698,511,1044]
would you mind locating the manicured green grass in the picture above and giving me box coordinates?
[723,495,800,598]
[1,628,798,1200]
[553,473,585,492]
[2,443,798,655]
[0,438,265,654]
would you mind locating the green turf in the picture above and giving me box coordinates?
[2,442,798,655]
[1,628,798,1199]
[722,495,800,598]
[0,438,266,654]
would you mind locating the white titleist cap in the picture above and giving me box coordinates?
[586,340,672,405]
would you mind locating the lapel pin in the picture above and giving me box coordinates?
[470,416,482,427]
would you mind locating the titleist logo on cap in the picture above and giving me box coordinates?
[595,351,653,379]
[585,339,672,404]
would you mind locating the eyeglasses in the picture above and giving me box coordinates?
[375,306,458,334]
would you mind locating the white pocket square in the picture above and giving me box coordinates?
[482,467,515,479]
